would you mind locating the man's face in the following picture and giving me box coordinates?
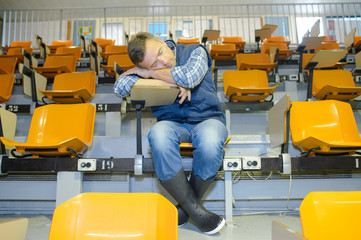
[139,39,176,70]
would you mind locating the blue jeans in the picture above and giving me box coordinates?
[148,119,228,182]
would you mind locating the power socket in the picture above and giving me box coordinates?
[78,159,97,171]
[242,157,261,170]
[223,158,242,171]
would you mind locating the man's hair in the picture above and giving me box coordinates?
[127,32,160,67]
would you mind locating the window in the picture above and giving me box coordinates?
[149,22,168,41]
[296,17,324,43]
[264,16,290,38]
[101,22,123,45]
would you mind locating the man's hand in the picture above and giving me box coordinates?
[178,86,191,104]
[120,67,154,79]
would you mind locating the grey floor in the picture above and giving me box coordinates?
[0,214,302,240]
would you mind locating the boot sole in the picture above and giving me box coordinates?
[203,218,226,235]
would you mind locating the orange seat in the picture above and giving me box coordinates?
[51,46,82,60]
[180,137,232,156]
[223,70,278,102]
[261,42,293,60]
[33,55,77,78]
[40,71,96,104]
[101,54,135,77]
[0,74,15,103]
[48,40,73,53]
[0,57,17,74]
[48,192,177,240]
[354,36,361,50]
[312,69,361,101]
[209,44,238,61]
[177,38,200,45]
[300,191,361,240]
[10,41,32,48]
[1,47,33,64]
[0,103,96,157]
[100,45,128,61]
[290,100,361,155]
[315,41,340,52]
[220,36,245,51]
[236,53,277,73]
[93,38,115,52]
[264,36,291,46]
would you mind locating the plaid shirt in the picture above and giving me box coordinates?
[113,46,208,97]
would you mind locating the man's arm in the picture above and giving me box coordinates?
[113,74,140,97]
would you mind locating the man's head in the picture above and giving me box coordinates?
[128,32,176,70]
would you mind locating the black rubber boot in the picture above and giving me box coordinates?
[161,169,225,234]
[177,171,213,226]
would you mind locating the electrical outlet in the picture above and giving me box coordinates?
[223,158,242,171]
[78,159,97,171]
[242,157,261,170]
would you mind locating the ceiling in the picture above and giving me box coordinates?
[0,0,358,10]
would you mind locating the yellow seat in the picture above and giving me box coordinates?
[47,40,73,53]
[220,36,245,51]
[93,38,115,52]
[0,57,17,74]
[223,70,278,102]
[0,74,15,103]
[177,38,200,45]
[0,103,96,157]
[312,69,361,101]
[290,100,361,155]
[51,46,82,60]
[315,41,340,52]
[0,47,33,65]
[300,191,361,240]
[48,192,178,240]
[40,71,96,103]
[101,54,135,77]
[33,55,77,78]
[180,137,232,156]
[354,36,361,50]
[264,36,291,46]
[236,53,277,73]
[100,45,128,61]
[261,41,293,60]
[10,41,32,48]
[209,44,238,61]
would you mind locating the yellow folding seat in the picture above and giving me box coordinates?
[209,44,238,61]
[48,192,178,240]
[261,41,293,60]
[47,40,73,53]
[0,103,96,157]
[236,53,277,73]
[220,36,245,51]
[0,74,15,103]
[177,37,200,45]
[312,69,361,101]
[100,45,128,61]
[33,55,78,79]
[51,46,82,61]
[300,191,361,240]
[354,36,361,50]
[1,47,33,65]
[93,38,115,52]
[40,71,96,104]
[0,57,17,74]
[101,54,135,77]
[315,41,340,52]
[290,100,361,155]
[223,70,278,102]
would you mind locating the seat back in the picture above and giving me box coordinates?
[236,53,270,69]
[108,54,135,69]
[261,42,289,53]
[43,55,78,72]
[10,41,32,48]
[53,71,96,96]
[177,38,200,45]
[312,69,356,96]
[221,36,243,43]
[209,44,237,60]
[223,70,269,95]
[290,100,361,153]
[300,191,361,240]
[0,74,15,103]
[26,103,95,146]
[0,57,17,74]
[104,45,127,53]
[315,41,340,52]
[51,40,73,47]
[354,36,361,49]
[48,192,177,240]
[55,46,82,60]
[93,38,115,47]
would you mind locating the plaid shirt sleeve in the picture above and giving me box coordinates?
[113,74,140,97]
[170,46,209,89]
